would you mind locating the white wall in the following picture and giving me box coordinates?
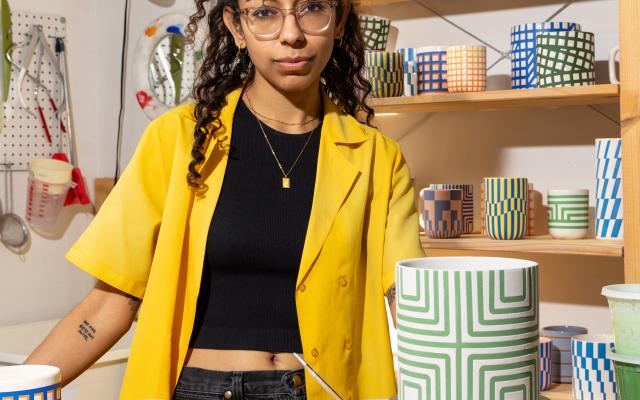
[1,0,621,341]
[0,0,194,326]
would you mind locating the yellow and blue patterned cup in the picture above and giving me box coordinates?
[0,365,61,399]
[484,177,529,240]
[365,50,404,71]
[365,66,404,82]
[369,80,404,97]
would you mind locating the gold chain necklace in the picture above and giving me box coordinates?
[245,94,318,127]
[254,116,318,189]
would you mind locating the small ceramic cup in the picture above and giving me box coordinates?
[548,189,589,239]
[419,188,463,239]
[542,325,588,383]
[0,365,61,399]
[540,336,553,391]
[359,15,391,51]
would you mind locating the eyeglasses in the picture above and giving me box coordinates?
[237,0,339,39]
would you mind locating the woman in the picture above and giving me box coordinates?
[24,0,424,398]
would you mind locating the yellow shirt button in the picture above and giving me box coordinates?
[224,390,233,399]
[339,276,348,287]
[299,284,306,292]
[311,348,319,357]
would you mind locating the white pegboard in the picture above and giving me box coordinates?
[1,11,67,171]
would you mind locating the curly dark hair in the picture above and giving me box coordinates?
[185,0,374,189]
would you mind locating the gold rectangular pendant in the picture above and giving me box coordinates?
[282,177,291,189]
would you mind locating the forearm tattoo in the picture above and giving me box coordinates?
[77,320,97,342]
[385,284,396,305]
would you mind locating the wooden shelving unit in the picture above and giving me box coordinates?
[541,384,572,400]
[420,233,624,257]
[369,84,620,113]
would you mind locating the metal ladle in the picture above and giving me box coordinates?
[0,163,29,248]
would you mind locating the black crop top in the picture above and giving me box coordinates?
[188,98,321,353]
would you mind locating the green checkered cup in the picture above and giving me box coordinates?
[536,31,596,87]
[359,15,391,51]
[548,189,589,239]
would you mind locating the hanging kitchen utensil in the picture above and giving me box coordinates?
[51,36,89,206]
[0,162,29,248]
[15,25,65,143]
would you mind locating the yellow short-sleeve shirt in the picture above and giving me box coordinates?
[66,86,424,399]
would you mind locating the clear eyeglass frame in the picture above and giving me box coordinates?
[237,0,339,39]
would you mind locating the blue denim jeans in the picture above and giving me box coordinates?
[172,367,307,400]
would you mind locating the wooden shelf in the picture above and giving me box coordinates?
[368,84,620,113]
[420,233,624,257]
[541,384,573,400]
[356,0,592,14]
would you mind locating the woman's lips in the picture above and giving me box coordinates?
[275,58,311,72]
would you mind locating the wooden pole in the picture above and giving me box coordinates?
[619,0,640,283]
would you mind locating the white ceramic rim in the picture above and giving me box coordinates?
[541,325,588,335]
[447,44,486,51]
[359,14,390,22]
[416,46,447,53]
[0,365,60,392]
[539,336,552,344]
[572,334,615,344]
[548,189,589,196]
[132,13,191,121]
[397,256,537,271]
[595,138,621,142]
[607,347,640,366]
[602,284,640,300]
[511,21,581,31]
[484,177,528,181]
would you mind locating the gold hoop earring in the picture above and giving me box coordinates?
[335,37,343,48]
[236,46,246,59]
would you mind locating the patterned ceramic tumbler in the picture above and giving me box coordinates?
[416,46,448,93]
[527,183,536,236]
[540,336,553,391]
[484,177,529,240]
[542,325,588,383]
[0,365,61,400]
[419,188,463,239]
[548,189,589,239]
[446,45,486,93]
[429,184,474,234]
[396,257,539,400]
[359,15,390,51]
[365,51,404,98]
[571,334,618,400]
[510,21,581,89]
[536,31,596,88]
[398,48,418,96]
[596,138,623,240]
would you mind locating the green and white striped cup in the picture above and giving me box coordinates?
[396,257,539,400]
[547,189,589,239]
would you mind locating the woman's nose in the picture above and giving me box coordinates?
[279,12,305,45]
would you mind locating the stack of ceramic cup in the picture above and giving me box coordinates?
[365,51,404,98]
[446,45,486,92]
[397,48,418,96]
[528,182,535,236]
[396,257,539,400]
[416,46,448,93]
[602,284,640,400]
[536,31,596,87]
[548,189,590,239]
[483,177,529,240]
[359,15,390,51]
[542,325,588,383]
[540,336,553,391]
[419,187,463,239]
[596,138,624,240]
[571,335,618,400]
[510,21,581,89]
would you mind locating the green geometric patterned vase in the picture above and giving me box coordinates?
[396,257,539,400]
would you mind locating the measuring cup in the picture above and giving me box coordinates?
[26,158,72,227]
